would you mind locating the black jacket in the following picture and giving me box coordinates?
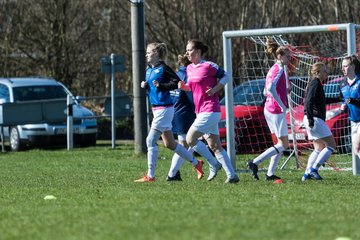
[304,78,341,126]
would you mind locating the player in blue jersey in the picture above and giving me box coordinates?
[340,56,360,171]
[135,43,204,182]
[166,54,222,181]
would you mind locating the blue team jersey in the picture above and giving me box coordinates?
[170,66,196,134]
[145,61,180,106]
[340,75,360,122]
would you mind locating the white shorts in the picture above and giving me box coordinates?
[191,112,221,136]
[264,108,288,137]
[151,106,174,132]
[303,116,332,140]
[351,121,360,135]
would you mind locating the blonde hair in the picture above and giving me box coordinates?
[147,42,168,60]
[308,62,325,79]
[305,62,326,95]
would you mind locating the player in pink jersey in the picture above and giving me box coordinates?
[247,38,291,182]
[179,39,239,183]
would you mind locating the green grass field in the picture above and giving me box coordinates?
[0,142,359,240]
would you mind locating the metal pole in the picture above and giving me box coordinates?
[222,34,236,168]
[346,23,360,175]
[131,0,147,154]
[281,66,300,169]
[67,95,73,150]
[111,53,116,149]
[1,126,5,152]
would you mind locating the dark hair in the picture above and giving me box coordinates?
[343,55,360,75]
[147,42,168,60]
[187,39,209,55]
[177,54,191,67]
[265,38,289,58]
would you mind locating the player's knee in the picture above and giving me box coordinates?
[354,145,360,154]
[282,142,289,149]
[163,141,176,150]
[208,142,221,153]
[146,136,154,148]
[186,136,196,147]
[146,129,162,148]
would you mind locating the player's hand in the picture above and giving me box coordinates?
[206,86,215,96]
[340,103,347,112]
[140,81,147,88]
[152,80,159,87]
[349,98,358,105]
[178,80,185,89]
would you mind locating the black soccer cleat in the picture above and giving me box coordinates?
[247,160,259,180]
[309,168,323,180]
[166,171,182,181]
[265,175,281,181]
[225,175,240,184]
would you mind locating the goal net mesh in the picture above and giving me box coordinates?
[223,30,359,170]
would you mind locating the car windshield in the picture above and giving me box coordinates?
[220,80,265,106]
[13,85,68,102]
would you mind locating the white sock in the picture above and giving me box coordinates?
[175,143,197,166]
[305,150,320,174]
[147,146,158,178]
[253,144,285,165]
[168,147,195,177]
[355,153,360,175]
[267,153,282,176]
[215,149,236,178]
[192,140,218,167]
[312,146,334,170]
[167,154,185,177]
[146,129,161,178]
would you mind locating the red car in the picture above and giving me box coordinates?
[219,77,351,154]
[219,79,273,154]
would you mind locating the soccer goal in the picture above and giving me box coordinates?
[222,23,360,175]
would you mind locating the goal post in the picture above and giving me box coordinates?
[222,23,360,175]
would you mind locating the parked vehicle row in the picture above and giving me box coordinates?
[0,77,97,151]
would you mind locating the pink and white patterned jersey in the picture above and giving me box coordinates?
[263,63,288,114]
[186,60,225,114]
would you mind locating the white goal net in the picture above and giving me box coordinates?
[221,24,360,171]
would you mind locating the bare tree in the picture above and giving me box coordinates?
[1,0,360,97]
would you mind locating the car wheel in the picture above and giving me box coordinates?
[10,127,23,151]
[337,127,352,154]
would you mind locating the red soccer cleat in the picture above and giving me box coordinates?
[134,175,156,182]
[194,160,204,180]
